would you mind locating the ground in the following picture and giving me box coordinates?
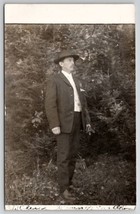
[5,148,136,206]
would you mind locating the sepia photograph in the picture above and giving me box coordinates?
[4,4,136,210]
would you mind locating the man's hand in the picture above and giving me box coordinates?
[86,124,95,135]
[52,127,61,135]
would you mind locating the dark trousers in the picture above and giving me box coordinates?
[56,112,81,193]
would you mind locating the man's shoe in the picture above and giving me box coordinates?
[62,189,75,200]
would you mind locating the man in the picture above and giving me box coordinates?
[45,49,91,200]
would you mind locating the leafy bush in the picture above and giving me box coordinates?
[5,24,135,205]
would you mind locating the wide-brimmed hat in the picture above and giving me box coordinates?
[54,50,79,64]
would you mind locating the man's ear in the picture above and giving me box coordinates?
[59,61,63,67]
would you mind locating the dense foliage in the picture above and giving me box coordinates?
[5,24,135,205]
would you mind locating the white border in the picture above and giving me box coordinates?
[4,3,136,212]
[2,0,140,214]
[5,4,135,24]
[5,205,136,210]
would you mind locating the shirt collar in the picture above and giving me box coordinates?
[61,70,72,77]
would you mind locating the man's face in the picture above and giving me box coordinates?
[59,57,75,73]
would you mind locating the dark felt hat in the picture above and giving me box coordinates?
[54,50,79,64]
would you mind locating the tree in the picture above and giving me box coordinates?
[5,24,135,170]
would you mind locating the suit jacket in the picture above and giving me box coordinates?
[45,72,90,133]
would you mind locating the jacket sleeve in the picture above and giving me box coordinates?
[77,77,91,125]
[78,78,91,125]
[44,76,60,130]
[84,93,91,125]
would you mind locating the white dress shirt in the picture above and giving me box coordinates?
[61,70,82,112]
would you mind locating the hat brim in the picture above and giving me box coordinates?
[54,54,79,64]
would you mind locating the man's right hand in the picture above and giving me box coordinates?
[52,127,61,135]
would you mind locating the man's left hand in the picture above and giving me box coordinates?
[86,124,95,135]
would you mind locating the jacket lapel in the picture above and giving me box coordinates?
[59,72,71,87]
[59,72,82,102]
[72,75,83,103]
[72,75,80,93]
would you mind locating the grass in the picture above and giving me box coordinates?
[5,148,136,205]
